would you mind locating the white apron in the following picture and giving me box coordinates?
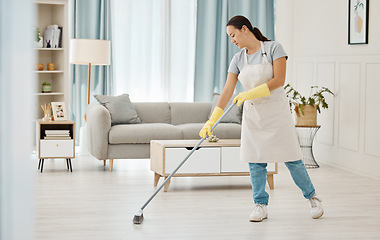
[239,42,302,163]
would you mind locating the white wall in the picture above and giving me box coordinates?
[276,0,380,180]
[0,0,35,239]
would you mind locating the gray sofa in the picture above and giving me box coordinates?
[86,101,242,171]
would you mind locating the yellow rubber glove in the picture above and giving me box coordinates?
[233,83,271,107]
[199,107,224,138]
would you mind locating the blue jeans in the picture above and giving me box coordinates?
[248,160,315,205]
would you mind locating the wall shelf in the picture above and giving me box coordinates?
[35,92,64,96]
[34,48,64,51]
[35,0,69,120]
[35,70,64,73]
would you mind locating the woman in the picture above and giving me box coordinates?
[199,15,324,222]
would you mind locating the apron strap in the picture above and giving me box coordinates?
[260,42,269,63]
[244,43,269,65]
[244,49,248,66]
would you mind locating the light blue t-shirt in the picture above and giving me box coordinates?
[228,41,287,75]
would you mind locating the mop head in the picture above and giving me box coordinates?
[207,134,219,142]
[133,209,144,224]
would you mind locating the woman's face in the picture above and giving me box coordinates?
[226,25,247,49]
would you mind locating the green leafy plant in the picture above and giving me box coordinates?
[35,27,41,42]
[354,0,364,11]
[284,84,334,115]
[42,81,51,85]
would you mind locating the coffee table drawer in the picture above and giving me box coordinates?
[165,147,220,174]
[221,147,247,172]
[40,140,74,158]
[221,147,276,173]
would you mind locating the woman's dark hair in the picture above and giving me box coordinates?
[226,15,270,42]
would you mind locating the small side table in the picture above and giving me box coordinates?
[36,120,75,172]
[295,125,321,168]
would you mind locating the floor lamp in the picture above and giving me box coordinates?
[70,39,111,155]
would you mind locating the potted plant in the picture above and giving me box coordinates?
[284,84,334,126]
[42,81,52,93]
[35,27,43,48]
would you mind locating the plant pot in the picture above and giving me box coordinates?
[42,84,52,93]
[295,105,317,126]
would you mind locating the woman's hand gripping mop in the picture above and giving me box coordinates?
[133,103,237,224]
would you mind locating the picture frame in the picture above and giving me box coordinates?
[51,102,67,121]
[348,0,369,44]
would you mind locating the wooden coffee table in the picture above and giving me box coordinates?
[150,139,278,191]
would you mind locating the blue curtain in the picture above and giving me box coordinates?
[71,0,113,141]
[194,0,274,102]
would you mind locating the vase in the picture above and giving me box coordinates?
[47,63,55,71]
[42,113,52,122]
[295,105,317,126]
[35,37,43,48]
[42,84,52,93]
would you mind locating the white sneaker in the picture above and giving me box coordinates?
[249,204,268,222]
[308,195,324,219]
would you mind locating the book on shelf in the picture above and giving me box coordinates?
[43,28,54,48]
[58,26,63,48]
[43,25,62,48]
[44,136,71,140]
[45,130,70,135]
[45,134,70,137]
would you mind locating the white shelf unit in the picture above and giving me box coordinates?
[35,0,69,120]
[36,120,75,172]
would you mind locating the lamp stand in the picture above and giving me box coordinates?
[83,63,91,122]
[80,63,91,156]
[87,62,91,105]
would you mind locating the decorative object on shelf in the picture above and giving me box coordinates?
[69,39,111,106]
[40,103,52,121]
[43,24,62,48]
[36,64,44,71]
[47,63,55,71]
[207,134,219,142]
[284,84,334,126]
[35,26,43,48]
[41,81,52,93]
[348,0,369,44]
[51,102,67,121]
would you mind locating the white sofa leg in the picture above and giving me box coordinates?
[109,159,114,172]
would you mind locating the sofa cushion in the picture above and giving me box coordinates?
[133,102,171,124]
[177,123,242,139]
[109,123,183,144]
[210,93,243,124]
[94,94,142,125]
[170,102,211,125]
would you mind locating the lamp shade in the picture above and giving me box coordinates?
[70,39,110,65]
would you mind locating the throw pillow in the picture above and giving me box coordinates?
[209,93,243,124]
[94,94,142,125]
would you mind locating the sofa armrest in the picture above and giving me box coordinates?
[86,102,111,160]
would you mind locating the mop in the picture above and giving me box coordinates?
[133,103,237,224]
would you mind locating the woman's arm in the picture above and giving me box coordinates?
[198,72,238,138]
[231,57,287,107]
[266,56,287,91]
[216,72,239,110]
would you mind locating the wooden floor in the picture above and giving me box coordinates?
[33,154,380,240]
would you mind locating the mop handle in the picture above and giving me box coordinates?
[210,103,237,132]
[140,103,237,211]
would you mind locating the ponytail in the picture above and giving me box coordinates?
[226,15,270,42]
[252,27,270,42]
